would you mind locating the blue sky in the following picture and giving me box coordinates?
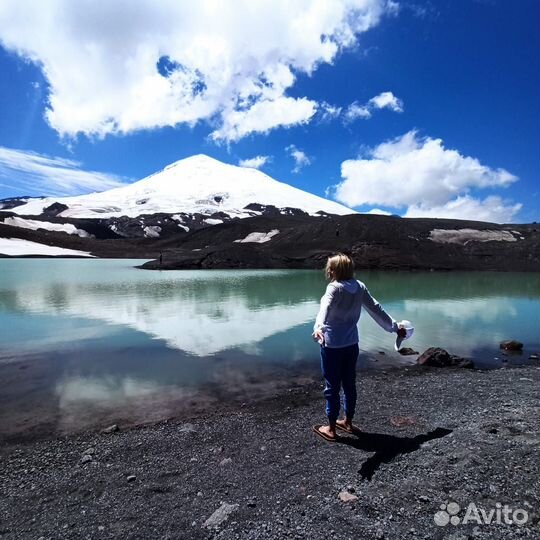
[0,0,538,223]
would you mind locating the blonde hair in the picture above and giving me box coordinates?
[325,253,355,281]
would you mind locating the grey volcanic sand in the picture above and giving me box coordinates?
[1,366,539,540]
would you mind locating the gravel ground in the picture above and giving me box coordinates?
[1,365,539,540]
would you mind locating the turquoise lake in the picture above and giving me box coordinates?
[0,259,539,438]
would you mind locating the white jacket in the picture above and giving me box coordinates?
[314,279,398,348]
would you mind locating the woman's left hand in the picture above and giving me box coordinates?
[312,330,325,345]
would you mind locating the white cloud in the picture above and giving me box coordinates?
[212,97,317,142]
[0,0,396,142]
[238,155,271,169]
[343,90,403,122]
[0,146,126,197]
[368,91,403,112]
[286,144,311,173]
[319,101,343,122]
[344,102,372,121]
[334,130,519,222]
[404,195,522,223]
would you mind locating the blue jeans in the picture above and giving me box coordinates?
[320,343,359,422]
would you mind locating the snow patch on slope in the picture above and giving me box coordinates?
[234,230,279,243]
[0,238,94,257]
[429,229,518,245]
[2,216,94,238]
[143,226,161,238]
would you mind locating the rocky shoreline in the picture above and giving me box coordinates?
[1,364,539,540]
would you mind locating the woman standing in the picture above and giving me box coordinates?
[312,253,407,441]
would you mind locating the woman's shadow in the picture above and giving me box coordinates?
[338,427,452,481]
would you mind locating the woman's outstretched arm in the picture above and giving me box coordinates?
[361,285,398,333]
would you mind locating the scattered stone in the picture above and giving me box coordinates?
[219,457,232,467]
[178,423,197,433]
[203,503,239,528]
[102,424,119,434]
[417,347,474,368]
[126,475,136,482]
[390,416,417,427]
[246,498,257,508]
[398,347,419,355]
[197,491,203,497]
[80,455,92,464]
[418,495,429,502]
[338,490,358,503]
[83,447,95,456]
[500,340,523,351]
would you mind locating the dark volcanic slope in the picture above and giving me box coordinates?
[141,214,540,271]
[1,210,538,271]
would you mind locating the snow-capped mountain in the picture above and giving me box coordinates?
[10,154,354,219]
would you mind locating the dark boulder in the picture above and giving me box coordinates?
[500,340,523,351]
[417,347,474,368]
[43,202,69,217]
[398,347,419,356]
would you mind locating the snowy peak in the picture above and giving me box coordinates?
[164,154,221,169]
[10,155,355,219]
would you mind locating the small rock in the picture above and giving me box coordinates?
[126,475,136,482]
[398,347,419,356]
[178,423,197,433]
[529,353,539,360]
[500,340,523,351]
[197,491,203,497]
[338,490,358,503]
[203,502,239,528]
[80,455,92,464]
[247,498,257,508]
[219,458,233,467]
[97,525,105,531]
[417,347,474,368]
[102,424,119,433]
[418,495,429,502]
[390,416,416,427]
[83,447,95,456]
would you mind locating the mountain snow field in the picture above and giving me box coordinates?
[11,155,354,219]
